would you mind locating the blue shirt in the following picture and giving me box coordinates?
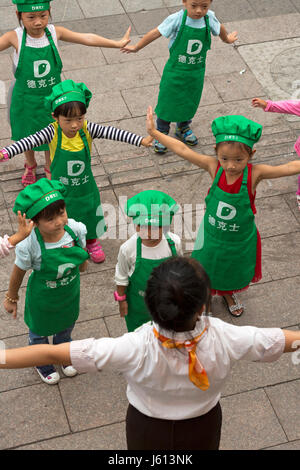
[158,9,221,49]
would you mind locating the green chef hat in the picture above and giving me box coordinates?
[45,79,92,113]
[212,115,263,148]
[125,190,179,227]
[13,179,66,219]
[12,0,52,12]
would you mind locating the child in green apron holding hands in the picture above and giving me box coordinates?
[146,108,300,317]
[4,179,89,385]
[0,80,153,263]
[121,0,237,153]
[0,0,132,186]
[114,190,183,332]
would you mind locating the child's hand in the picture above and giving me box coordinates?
[146,106,157,137]
[119,300,128,317]
[9,212,34,246]
[141,135,154,147]
[226,31,238,43]
[0,151,4,161]
[252,98,267,110]
[4,298,18,319]
[117,26,132,49]
[121,44,138,54]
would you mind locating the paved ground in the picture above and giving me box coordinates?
[0,0,300,451]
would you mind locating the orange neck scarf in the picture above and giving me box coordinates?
[153,327,210,391]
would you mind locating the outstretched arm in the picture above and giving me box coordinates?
[0,30,18,52]
[121,28,161,53]
[253,160,300,189]
[0,343,71,369]
[56,25,132,49]
[146,107,217,177]
[219,24,238,44]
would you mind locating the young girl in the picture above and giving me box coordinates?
[4,178,89,385]
[0,79,153,262]
[121,0,237,153]
[114,189,182,332]
[0,0,132,186]
[0,211,33,257]
[252,97,300,209]
[146,107,300,317]
[1,256,300,450]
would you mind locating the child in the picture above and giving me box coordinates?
[0,0,132,186]
[252,97,300,209]
[0,79,153,263]
[1,256,299,450]
[146,107,300,317]
[0,211,33,257]
[121,0,237,153]
[4,179,89,385]
[114,189,182,332]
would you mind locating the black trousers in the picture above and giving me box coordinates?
[126,402,222,450]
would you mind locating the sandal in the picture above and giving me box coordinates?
[22,163,37,187]
[223,293,244,317]
[296,194,300,211]
[44,167,51,180]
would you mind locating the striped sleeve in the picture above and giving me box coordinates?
[2,125,55,158]
[87,121,143,147]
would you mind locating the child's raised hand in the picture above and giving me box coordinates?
[117,26,132,49]
[252,98,267,110]
[8,212,34,246]
[141,135,154,147]
[227,31,238,44]
[146,106,156,137]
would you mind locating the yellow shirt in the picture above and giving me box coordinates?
[49,120,93,161]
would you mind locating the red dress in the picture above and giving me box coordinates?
[210,163,262,296]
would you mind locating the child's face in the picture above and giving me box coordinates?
[36,208,68,237]
[183,0,212,19]
[137,225,163,242]
[217,143,253,177]
[19,10,49,37]
[54,112,86,139]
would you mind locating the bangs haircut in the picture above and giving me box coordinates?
[216,141,253,157]
[18,10,51,26]
[53,101,87,118]
[31,199,66,224]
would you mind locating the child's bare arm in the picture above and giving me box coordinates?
[0,30,18,52]
[121,28,162,53]
[55,26,131,49]
[253,161,300,189]
[219,24,238,44]
[4,265,26,319]
[0,343,71,369]
[79,259,88,273]
[146,107,217,176]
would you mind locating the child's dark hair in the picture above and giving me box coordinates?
[31,199,66,224]
[17,9,51,26]
[53,101,87,118]
[216,141,253,157]
[145,257,211,331]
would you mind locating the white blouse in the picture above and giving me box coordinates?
[13,24,58,68]
[70,316,285,420]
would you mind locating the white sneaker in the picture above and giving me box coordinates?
[61,365,78,377]
[35,366,60,385]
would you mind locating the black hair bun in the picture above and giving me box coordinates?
[157,303,179,322]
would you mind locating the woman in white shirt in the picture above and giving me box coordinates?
[1,257,299,450]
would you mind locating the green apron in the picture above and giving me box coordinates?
[50,126,107,239]
[24,225,89,337]
[155,10,211,123]
[10,27,62,150]
[125,235,177,332]
[192,166,257,291]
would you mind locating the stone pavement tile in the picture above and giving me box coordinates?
[0,54,13,81]
[250,0,297,18]
[104,154,158,177]
[292,0,300,10]
[200,77,222,106]
[60,370,128,432]
[56,16,137,39]
[266,380,300,441]
[88,91,132,123]
[82,235,123,274]
[121,0,164,12]
[284,192,300,221]
[219,389,287,450]
[266,440,300,450]
[0,80,11,110]
[210,70,265,102]
[0,6,18,31]
[129,8,169,34]
[101,35,169,64]
[159,160,199,177]
[18,422,127,450]
[121,84,159,117]
[206,45,247,76]
[72,316,109,341]
[230,277,300,328]
[111,165,161,185]
[105,314,128,338]
[229,14,300,46]
[0,383,70,450]
[0,207,12,233]
[254,156,299,199]
[255,195,300,238]
[210,0,256,23]
[263,233,300,281]
[0,108,12,140]
[64,59,160,94]
[59,44,107,71]
[51,0,84,22]
[77,0,125,18]
[163,0,182,6]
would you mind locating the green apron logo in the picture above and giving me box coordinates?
[216,201,237,220]
[33,60,51,78]
[187,39,203,55]
[67,161,85,177]
[57,263,76,279]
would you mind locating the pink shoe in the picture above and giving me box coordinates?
[87,240,106,263]
[22,163,37,187]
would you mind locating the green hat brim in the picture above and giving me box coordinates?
[51,91,88,112]
[215,133,257,148]
[13,189,64,219]
[126,200,178,227]
[14,2,50,12]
